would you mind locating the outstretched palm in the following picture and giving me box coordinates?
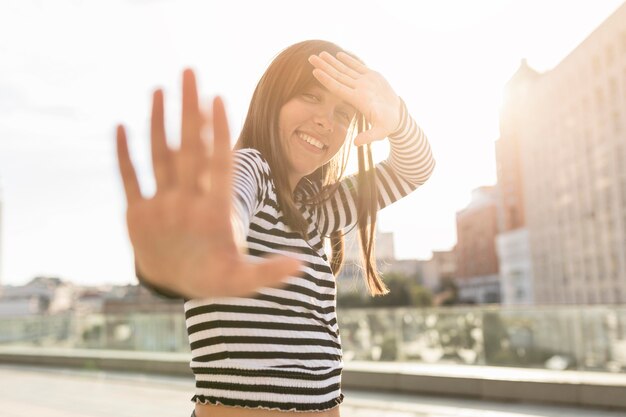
[116,69,301,299]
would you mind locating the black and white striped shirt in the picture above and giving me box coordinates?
[184,100,436,412]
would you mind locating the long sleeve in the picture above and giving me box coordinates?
[229,149,271,242]
[317,98,436,236]
[135,148,270,298]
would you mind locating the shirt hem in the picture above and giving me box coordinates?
[191,392,344,413]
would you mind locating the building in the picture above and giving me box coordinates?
[494,60,539,305]
[379,259,423,283]
[335,226,393,294]
[421,249,457,292]
[99,285,186,352]
[455,186,500,303]
[102,284,182,315]
[511,3,626,304]
[0,276,75,317]
[335,226,428,295]
[341,226,395,264]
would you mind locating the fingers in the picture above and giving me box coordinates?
[336,51,368,75]
[354,126,387,147]
[309,53,357,88]
[151,89,175,192]
[311,68,354,102]
[319,51,361,79]
[116,125,143,204]
[206,96,233,215]
[179,69,205,192]
[353,131,371,147]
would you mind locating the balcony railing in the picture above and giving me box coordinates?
[1,305,624,373]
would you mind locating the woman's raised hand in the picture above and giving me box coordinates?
[308,51,402,147]
[116,69,301,299]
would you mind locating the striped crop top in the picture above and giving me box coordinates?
[183,100,436,412]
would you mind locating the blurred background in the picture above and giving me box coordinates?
[0,1,625,416]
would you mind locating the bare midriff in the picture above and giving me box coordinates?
[194,402,341,417]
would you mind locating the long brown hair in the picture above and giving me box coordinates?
[234,40,388,296]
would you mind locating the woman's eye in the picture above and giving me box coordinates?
[302,93,319,101]
[337,111,352,121]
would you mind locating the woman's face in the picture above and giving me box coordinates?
[279,84,356,191]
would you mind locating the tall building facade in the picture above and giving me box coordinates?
[494,60,539,305]
[455,186,500,303]
[512,3,626,304]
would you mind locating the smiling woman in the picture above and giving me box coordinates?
[279,85,356,191]
[116,39,435,416]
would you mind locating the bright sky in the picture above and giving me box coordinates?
[0,0,624,286]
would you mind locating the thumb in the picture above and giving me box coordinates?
[353,131,371,147]
[247,254,302,289]
[354,127,387,147]
[259,254,302,280]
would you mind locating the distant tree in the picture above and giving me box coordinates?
[337,272,434,309]
[371,272,407,307]
[336,291,367,308]
[433,277,459,306]
[410,285,433,307]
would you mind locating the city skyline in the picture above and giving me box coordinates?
[1,0,624,286]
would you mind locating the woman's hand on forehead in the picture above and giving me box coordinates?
[308,51,402,147]
[115,69,302,299]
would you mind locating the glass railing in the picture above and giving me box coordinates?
[0,312,189,352]
[336,305,626,373]
[1,305,625,373]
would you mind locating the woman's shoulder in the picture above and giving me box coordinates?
[233,148,272,177]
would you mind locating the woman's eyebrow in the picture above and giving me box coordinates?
[312,85,356,112]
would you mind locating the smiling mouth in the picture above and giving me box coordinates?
[297,131,327,150]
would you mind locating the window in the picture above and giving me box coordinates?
[609,77,618,103]
[598,257,605,280]
[595,86,604,111]
[592,54,602,74]
[606,43,615,67]
[610,252,617,277]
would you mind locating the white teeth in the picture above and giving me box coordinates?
[298,132,325,150]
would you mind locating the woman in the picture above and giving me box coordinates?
[116,40,435,416]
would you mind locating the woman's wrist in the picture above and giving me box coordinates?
[388,96,408,138]
[135,260,184,299]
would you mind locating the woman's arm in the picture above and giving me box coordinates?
[307,52,436,235]
[317,98,436,236]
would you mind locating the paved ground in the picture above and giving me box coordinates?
[1,365,624,417]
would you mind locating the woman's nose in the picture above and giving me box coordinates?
[313,107,334,132]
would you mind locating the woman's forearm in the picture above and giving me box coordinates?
[386,98,436,186]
